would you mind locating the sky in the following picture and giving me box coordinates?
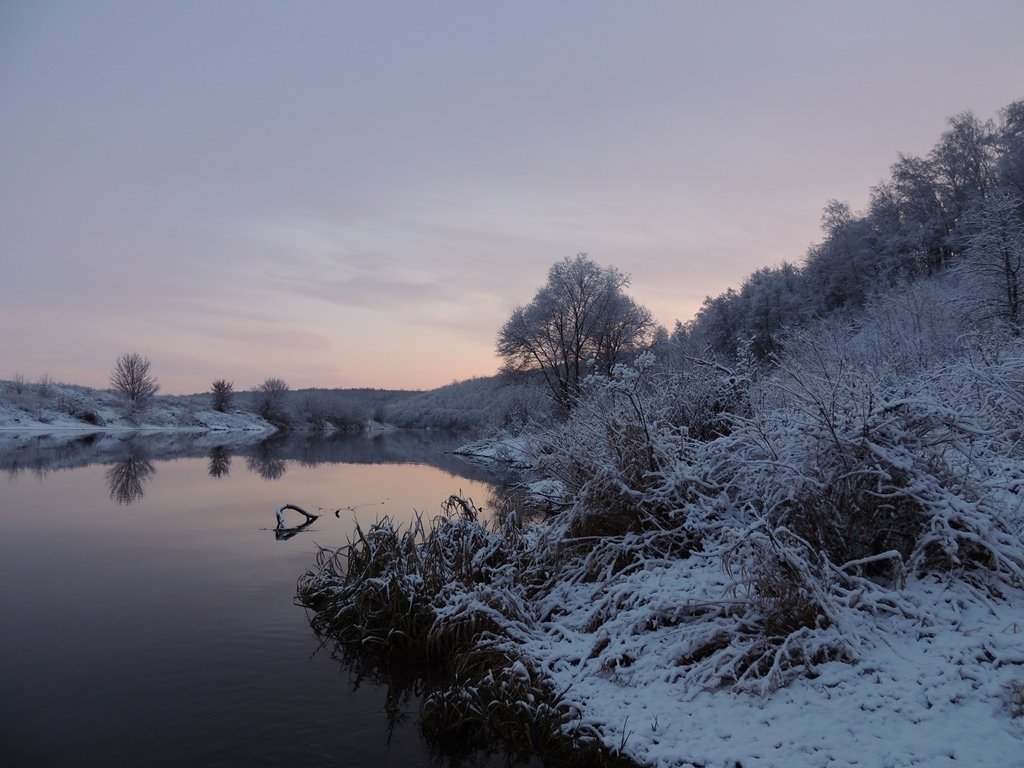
[1,1,1022,394]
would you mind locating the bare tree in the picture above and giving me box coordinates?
[497,254,655,408]
[211,379,234,412]
[255,377,290,426]
[36,372,54,398]
[110,352,159,405]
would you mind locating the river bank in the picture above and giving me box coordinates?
[302,415,1024,768]
[0,379,276,432]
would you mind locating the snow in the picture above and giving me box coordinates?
[512,557,1024,767]
[444,333,1024,766]
[0,380,275,433]
[455,435,535,468]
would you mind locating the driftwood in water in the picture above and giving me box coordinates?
[276,503,320,530]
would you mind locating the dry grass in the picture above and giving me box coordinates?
[298,495,644,765]
[422,646,641,767]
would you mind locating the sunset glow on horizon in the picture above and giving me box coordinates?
[2,1,1022,393]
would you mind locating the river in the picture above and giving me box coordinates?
[0,430,533,767]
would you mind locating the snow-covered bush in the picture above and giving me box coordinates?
[530,352,747,541]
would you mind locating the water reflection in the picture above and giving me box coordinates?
[320,641,540,768]
[246,435,289,480]
[208,446,231,478]
[0,429,507,489]
[0,430,521,768]
[274,518,315,541]
[105,454,156,505]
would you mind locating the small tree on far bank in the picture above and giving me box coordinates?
[256,377,290,426]
[211,379,234,412]
[110,352,159,406]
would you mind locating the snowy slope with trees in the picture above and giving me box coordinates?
[300,100,1024,766]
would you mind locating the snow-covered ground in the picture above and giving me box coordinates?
[453,426,1024,767]
[0,380,275,433]
[455,435,534,467]
[520,556,1024,768]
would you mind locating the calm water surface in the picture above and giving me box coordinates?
[0,431,525,767]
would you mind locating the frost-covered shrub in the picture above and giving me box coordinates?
[853,279,965,380]
[56,393,105,426]
[523,318,1024,697]
[712,526,860,691]
[717,394,926,577]
[36,372,55,399]
[530,354,689,538]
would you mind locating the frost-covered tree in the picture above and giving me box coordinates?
[210,379,234,412]
[109,352,159,405]
[255,377,290,426]
[887,153,952,274]
[960,193,1024,333]
[930,112,996,232]
[996,100,1024,202]
[804,200,879,311]
[497,254,654,408]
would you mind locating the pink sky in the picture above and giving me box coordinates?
[2,1,1022,393]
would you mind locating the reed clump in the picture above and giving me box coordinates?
[421,646,641,768]
[298,494,643,765]
[297,495,521,659]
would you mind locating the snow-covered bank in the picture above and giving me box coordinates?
[306,336,1024,766]
[518,555,1024,768]
[301,501,1024,768]
[454,435,533,467]
[0,380,275,432]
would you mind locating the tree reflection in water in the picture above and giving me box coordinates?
[208,446,231,478]
[105,454,156,505]
[245,437,287,480]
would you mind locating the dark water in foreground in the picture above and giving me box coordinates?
[0,431,525,768]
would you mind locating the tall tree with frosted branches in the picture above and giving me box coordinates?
[961,192,1024,333]
[497,254,655,408]
[109,352,160,406]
